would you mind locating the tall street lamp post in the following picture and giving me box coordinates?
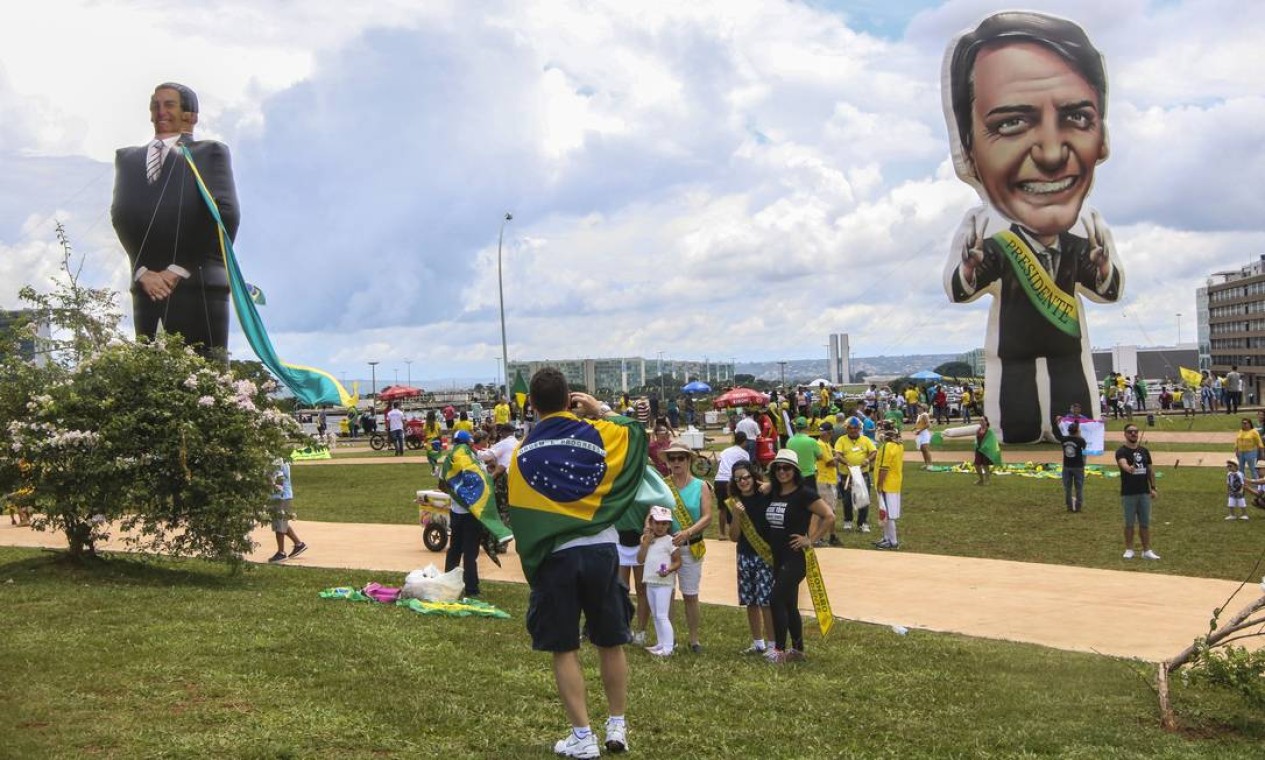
[368,361,379,424]
[657,351,665,401]
[405,359,412,388]
[497,212,513,404]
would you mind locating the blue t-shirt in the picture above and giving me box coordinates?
[862,417,877,442]
[272,462,293,500]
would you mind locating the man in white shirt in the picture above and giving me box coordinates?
[713,431,752,539]
[387,402,405,456]
[487,422,519,522]
[734,410,761,461]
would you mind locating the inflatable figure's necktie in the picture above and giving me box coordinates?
[146,140,164,184]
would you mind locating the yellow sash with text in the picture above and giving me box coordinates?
[804,546,834,637]
[666,478,706,560]
[727,496,773,567]
[994,229,1080,338]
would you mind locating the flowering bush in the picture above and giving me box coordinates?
[5,335,298,563]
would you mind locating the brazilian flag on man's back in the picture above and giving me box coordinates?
[442,443,512,543]
[508,412,647,584]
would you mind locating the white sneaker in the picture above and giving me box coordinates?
[860,523,871,534]
[630,630,646,647]
[1241,514,1250,521]
[843,523,854,532]
[604,719,628,753]
[1142,550,1161,560]
[554,731,600,759]
[1122,549,1135,559]
[1226,515,1237,521]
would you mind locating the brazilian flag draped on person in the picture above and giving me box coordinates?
[976,424,1002,466]
[181,147,353,407]
[442,443,513,543]
[508,411,651,584]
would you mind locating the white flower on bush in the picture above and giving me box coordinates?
[232,379,257,397]
[183,375,200,389]
[197,396,215,407]
[49,430,99,447]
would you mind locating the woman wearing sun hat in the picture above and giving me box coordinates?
[660,440,713,654]
[765,449,834,662]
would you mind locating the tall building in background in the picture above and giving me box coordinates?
[956,348,987,377]
[1196,283,1211,371]
[1205,255,1265,404]
[828,333,851,384]
[0,309,51,366]
[507,357,734,396]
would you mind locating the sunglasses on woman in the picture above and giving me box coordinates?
[772,464,797,473]
[666,454,689,463]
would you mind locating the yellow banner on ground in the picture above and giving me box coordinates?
[804,546,834,637]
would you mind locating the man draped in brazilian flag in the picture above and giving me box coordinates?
[440,430,513,597]
[507,368,644,757]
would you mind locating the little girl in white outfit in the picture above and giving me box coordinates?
[638,505,682,656]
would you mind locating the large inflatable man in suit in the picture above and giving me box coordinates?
[942,12,1123,444]
[111,82,239,358]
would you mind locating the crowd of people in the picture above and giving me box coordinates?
[277,369,1265,758]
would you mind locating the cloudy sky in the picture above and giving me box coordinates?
[2,0,1262,388]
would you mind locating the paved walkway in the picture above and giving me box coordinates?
[3,519,1258,663]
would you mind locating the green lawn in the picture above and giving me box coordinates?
[290,463,1263,583]
[292,463,438,525]
[1,546,1260,758]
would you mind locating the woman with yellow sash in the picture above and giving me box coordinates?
[766,450,834,663]
[661,440,713,654]
[726,461,775,656]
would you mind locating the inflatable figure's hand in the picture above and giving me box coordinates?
[1084,210,1112,283]
[960,211,988,287]
[138,270,172,301]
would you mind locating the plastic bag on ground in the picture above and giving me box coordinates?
[401,565,464,602]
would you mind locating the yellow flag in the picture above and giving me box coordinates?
[1178,367,1202,388]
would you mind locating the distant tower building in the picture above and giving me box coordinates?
[828,333,850,385]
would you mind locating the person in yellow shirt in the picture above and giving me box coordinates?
[454,411,475,435]
[834,416,877,533]
[814,421,842,546]
[1234,417,1264,479]
[493,397,511,426]
[903,386,920,421]
[961,387,974,424]
[422,411,445,476]
[874,422,904,549]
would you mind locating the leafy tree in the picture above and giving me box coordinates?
[1,223,297,565]
[734,373,756,385]
[935,361,975,379]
